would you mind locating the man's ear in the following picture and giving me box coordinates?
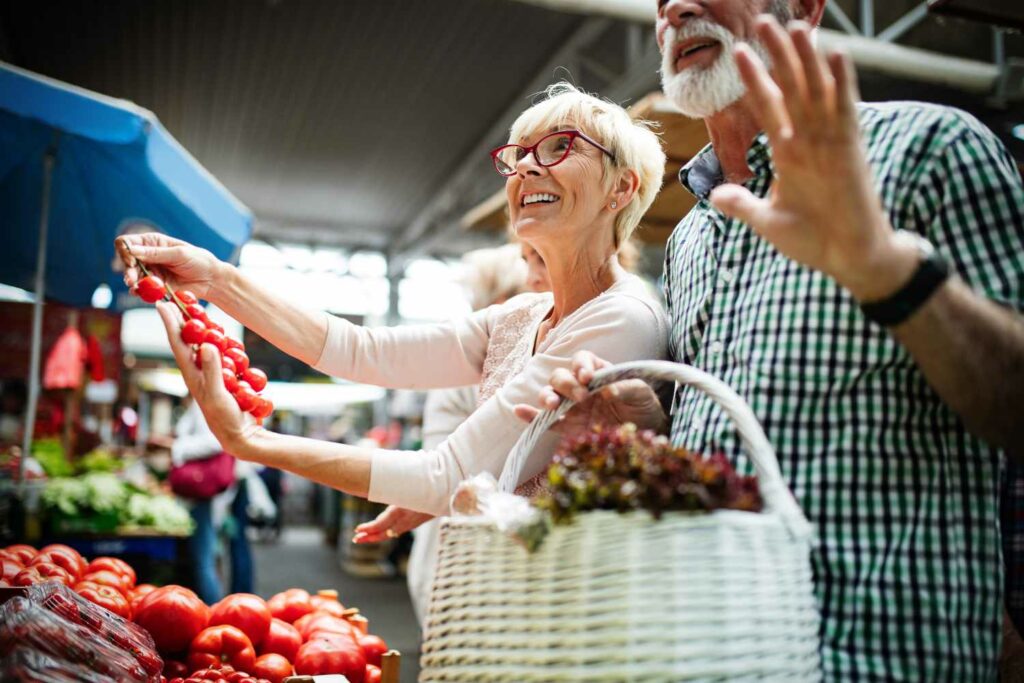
[793,0,827,26]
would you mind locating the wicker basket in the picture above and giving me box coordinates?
[420,361,821,682]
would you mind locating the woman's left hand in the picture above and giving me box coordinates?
[353,506,434,544]
[156,302,259,457]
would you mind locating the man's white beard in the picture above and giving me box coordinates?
[660,19,771,119]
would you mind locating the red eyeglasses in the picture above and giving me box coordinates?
[490,130,615,176]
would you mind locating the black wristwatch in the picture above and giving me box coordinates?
[858,232,950,327]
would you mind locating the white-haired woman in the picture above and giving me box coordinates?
[117,82,669,528]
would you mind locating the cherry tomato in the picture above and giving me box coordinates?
[250,397,274,421]
[225,337,245,352]
[75,581,133,619]
[223,348,249,374]
[209,323,225,335]
[365,664,382,683]
[233,382,258,412]
[221,355,238,375]
[259,618,302,661]
[209,593,272,647]
[241,368,267,392]
[134,585,211,654]
[87,556,137,587]
[137,275,167,303]
[187,624,256,674]
[175,290,199,306]
[204,329,229,353]
[182,318,209,344]
[185,303,209,323]
[253,653,292,683]
[223,369,240,393]
[357,634,388,668]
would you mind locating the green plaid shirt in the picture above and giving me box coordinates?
[664,102,1024,681]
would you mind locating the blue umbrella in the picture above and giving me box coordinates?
[0,62,253,473]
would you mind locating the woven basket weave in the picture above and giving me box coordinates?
[420,361,821,682]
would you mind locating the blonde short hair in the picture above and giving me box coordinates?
[507,82,666,247]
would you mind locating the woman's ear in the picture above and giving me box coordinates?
[610,168,640,211]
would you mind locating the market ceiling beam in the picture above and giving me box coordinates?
[387,16,613,275]
[253,214,396,252]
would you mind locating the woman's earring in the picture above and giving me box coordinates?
[610,201,617,209]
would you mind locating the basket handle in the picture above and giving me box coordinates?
[496,360,813,540]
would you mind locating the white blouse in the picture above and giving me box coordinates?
[313,275,668,515]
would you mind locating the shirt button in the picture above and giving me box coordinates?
[710,340,725,356]
[719,268,735,284]
[690,417,705,432]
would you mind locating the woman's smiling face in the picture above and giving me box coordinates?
[505,125,611,246]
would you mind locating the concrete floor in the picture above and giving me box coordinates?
[252,526,421,683]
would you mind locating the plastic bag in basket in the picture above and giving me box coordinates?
[22,581,163,677]
[0,596,152,682]
[0,644,116,683]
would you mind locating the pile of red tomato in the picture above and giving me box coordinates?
[2,544,389,683]
[133,274,274,422]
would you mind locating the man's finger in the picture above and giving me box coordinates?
[756,16,807,123]
[735,43,791,141]
[709,184,774,231]
[790,22,834,120]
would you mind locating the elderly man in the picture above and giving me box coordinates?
[519,0,1024,679]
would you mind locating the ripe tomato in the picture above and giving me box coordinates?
[365,664,382,683]
[87,556,137,588]
[223,369,240,393]
[80,569,132,597]
[35,544,86,580]
[175,290,199,306]
[131,583,158,611]
[267,588,314,624]
[250,397,274,420]
[163,659,190,677]
[13,561,72,586]
[3,544,37,565]
[187,624,256,674]
[220,355,237,375]
[223,348,249,374]
[233,382,258,412]
[294,638,365,682]
[210,593,272,647]
[75,581,133,619]
[225,337,245,352]
[253,653,293,683]
[203,328,229,353]
[1,557,23,581]
[241,368,267,392]
[134,585,211,654]
[137,275,167,303]
[294,613,358,641]
[357,634,388,668]
[308,595,347,618]
[181,318,208,344]
[260,618,302,661]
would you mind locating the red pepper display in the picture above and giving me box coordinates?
[187,625,257,674]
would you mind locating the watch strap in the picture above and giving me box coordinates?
[859,246,949,326]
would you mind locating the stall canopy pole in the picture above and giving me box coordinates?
[20,143,57,484]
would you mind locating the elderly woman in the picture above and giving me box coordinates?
[118,82,668,524]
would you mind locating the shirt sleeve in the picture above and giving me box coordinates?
[421,386,478,450]
[312,305,498,389]
[907,110,1024,312]
[367,292,669,515]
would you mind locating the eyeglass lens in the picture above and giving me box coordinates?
[495,132,575,174]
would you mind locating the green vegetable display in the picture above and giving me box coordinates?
[41,473,192,535]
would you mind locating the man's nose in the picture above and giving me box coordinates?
[663,0,707,26]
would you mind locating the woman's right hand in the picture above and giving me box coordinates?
[115,233,224,301]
